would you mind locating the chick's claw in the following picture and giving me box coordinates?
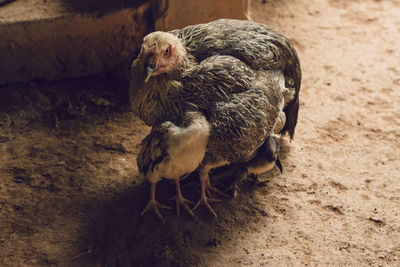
[174,195,197,219]
[193,171,227,218]
[206,184,230,198]
[169,180,198,218]
[192,194,221,219]
[141,199,171,223]
[140,183,171,223]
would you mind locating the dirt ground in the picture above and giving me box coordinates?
[1,0,399,266]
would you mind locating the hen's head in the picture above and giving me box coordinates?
[140,31,184,83]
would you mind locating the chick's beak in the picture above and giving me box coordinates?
[144,56,158,83]
[276,158,283,173]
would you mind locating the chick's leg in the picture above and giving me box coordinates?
[192,169,222,218]
[174,179,197,218]
[205,177,230,198]
[222,165,249,198]
[141,182,171,223]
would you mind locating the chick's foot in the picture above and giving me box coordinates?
[192,173,223,218]
[205,180,230,198]
[173,180,197,218]
[141,183,171,223]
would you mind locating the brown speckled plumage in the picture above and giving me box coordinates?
[130,19,301,138]
[175,55,284,163]
[170,19,301,138]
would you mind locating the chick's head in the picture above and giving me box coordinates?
[141,32,184,83]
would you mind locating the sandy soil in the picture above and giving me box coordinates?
[0,0,399,266]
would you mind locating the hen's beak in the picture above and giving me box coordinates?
[144,56,158,83]
[144,65,157,83]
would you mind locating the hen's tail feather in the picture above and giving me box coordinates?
[281,95,299,140]
[280,45,301,140]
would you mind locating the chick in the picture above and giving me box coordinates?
[222,135,283,198]
[138,111,210,222]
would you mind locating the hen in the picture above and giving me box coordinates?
[130,19,301,218]
[130,19,301,138]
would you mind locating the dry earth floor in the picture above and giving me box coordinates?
[0,0,399,266]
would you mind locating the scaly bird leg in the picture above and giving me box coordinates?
[224,165,249,198]
[141,182,171,223]
[174,179,197,218]
[205,176,230,198]
[192,170,222,218]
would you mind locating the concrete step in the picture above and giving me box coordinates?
[0,0,152,85]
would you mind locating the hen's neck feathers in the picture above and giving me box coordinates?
[129,41,196,126]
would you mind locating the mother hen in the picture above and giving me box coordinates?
[129,19,301,218]
[130,19,301,138]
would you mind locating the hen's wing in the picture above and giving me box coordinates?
[171,19,301,139]
[206,70,284,164]
[177,55,257,113]
[175,54,284,163]
[175,20,290,70]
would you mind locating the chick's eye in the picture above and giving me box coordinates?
[164,47,169,56]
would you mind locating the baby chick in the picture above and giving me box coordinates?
[222,135,283,197]
[138,111,210,222]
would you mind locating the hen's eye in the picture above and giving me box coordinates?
[164,47,169,56]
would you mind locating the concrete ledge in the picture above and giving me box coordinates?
[0,0,152,84]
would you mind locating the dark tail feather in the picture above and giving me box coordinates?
[281,95,299,140]
[280,42,301,140]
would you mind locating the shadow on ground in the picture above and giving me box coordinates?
[0,75,283,266]
[76,173,281,267]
